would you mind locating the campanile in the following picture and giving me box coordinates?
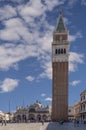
[52,9,70,121]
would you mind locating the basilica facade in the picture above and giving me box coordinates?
[14,102,51,122]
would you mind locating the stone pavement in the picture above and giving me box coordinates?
[0,122,86,130]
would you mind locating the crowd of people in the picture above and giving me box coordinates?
[0,117,85,127]
[1,119,7,126]
[73,118,79,127]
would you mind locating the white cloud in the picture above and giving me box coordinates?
[63,17,71,25]
[10,0,23,3]
[69,52,84,72]
[0,1,84,80]
[39,51,84,79]
[70,80,81,86]
[0,18,33,42]
[26,76,35,82]
[0,78,19,93]
[45,97,52,101]
[81,0,86,5]
[68,32,82,42]
[18,0,46,18]
[0,0,23,3]
[0,8,54,74]
[39,60,52,80]
[18,0,65,20]
[0,44,37,70]
[0,24,83,78]
[67,0,78,7]
[43,0,64,11]
[41,93,46,97]
[0,5,17,20]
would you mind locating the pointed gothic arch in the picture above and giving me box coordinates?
[58,49,60,54]
[64,48,66,53]
[55,49,58,54]
[61,49,63,54]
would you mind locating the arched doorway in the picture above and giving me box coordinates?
[17,115,21,123]
[37,115,41,121]
[29,114,35,121]
[64,48,66,53]
[61,49,63,54]
[42,115,47,121]
[22,115,26,122]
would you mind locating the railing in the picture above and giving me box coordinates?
[80,99,86,103]
[80,109,86,113]
[53,40,69,44]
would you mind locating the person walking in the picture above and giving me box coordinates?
[74,118,77,127]
[4,119,7,126]
[76,119,79,127]
[1,118,7,126]
[42,120,44,125]
[1,119,4,126]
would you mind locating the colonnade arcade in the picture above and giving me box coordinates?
[15,114,50,122]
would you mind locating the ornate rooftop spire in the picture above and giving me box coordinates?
[56,8,66,32]
[59,8,62,15]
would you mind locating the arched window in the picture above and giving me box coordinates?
[64,49,66,54]
[58,49,60,54]
[55,49,58,54]
[81,105,82,111]
[17,115,21,122]
[83,104,85,110]
[42,115,47,121]
[37,115,41,121]
[29,108,35,113]
[22,115,26,122]
[29,114,35,121]
[61,49,63,54]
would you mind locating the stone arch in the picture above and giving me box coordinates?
[29,114,35,121]
[42,115,47,121]
[64,48,66,53]
[55,49,58,54]
[29,108,35,113]
[37,114,41,121]
[17,115,21,122]
[61,49,63,54]
[83,104,85,110]
[58,49,60,54]
[22,115,26,122]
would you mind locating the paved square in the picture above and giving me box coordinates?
[0,122,86,130]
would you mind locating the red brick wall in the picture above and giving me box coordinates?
[52,62,68,121]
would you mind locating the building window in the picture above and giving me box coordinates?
[81,97,82,101]
[61,49,63,54]
[83,95,85,100]
[58,49,60,54]
[81,105,82,111]
[83,104,85,110]
[60,36,62,41]
[55,49,58,54]
[69,109,71,112]
[64,49,66,53]
[55,48,66,54]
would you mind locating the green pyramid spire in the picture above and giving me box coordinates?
[56,8,66,32]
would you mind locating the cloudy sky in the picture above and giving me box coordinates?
[0,0,86,112]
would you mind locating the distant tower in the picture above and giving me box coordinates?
[52,9,70,121]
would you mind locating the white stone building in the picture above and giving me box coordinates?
[68,106,74,120]
[80,90,86,122]
[14,102,51,122]
[0,110,5,121]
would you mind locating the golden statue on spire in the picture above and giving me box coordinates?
[59,8,62,15]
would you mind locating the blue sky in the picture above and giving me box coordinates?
[0,0,86,113]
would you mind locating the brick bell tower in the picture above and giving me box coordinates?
[52,9,70,121]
